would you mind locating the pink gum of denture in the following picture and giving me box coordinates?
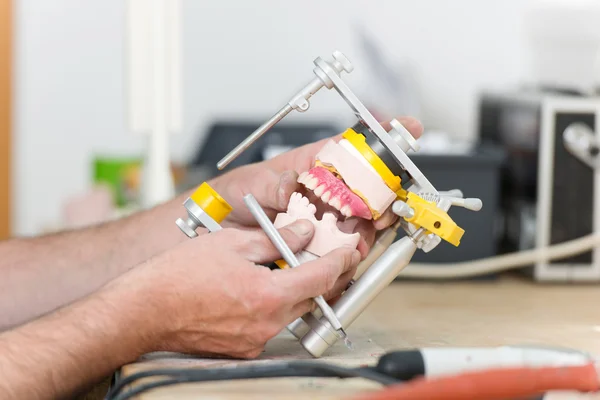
[299,166,372,220]
[273,192,360,257]
[314,139,397,218]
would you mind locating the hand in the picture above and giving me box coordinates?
[207,117,424,257]
[109,220,361,359]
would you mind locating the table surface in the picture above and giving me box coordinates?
[117,275,600,399]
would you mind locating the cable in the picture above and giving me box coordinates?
[112,378,182,400]
[397,233,600,279]
[106,348,600,400]
[105,362,400,400]
[351,364,600,400]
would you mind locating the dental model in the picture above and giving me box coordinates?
[273,192,360,256]
[274,137,397,256]
[303,138,397,220]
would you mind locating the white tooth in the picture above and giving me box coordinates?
[301,172,314,184]
[305,177,319,190]
[340,205,352,217]
[321,191,331,203]
[321,213,337,224]
[298,171,309,183]
[328,197,342,210]
[314,184,326,197]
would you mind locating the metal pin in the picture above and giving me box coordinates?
[242,193,347,338]
[217,104,293,170]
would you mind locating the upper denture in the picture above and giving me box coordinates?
[298,167,372,220]
[314,139,397,219]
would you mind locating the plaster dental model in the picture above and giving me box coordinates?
[273,192,360,256]
[273,137,397,256]
[302,138,397,220]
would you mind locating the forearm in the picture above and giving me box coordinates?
[0,195,198,330]
[0,278,157,400]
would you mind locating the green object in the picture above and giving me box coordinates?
[93,157,141,207]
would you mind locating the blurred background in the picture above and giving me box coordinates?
[4,0,600,281]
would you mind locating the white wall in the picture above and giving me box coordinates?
[13,0,532,236]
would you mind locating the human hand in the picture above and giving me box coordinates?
[207,117,424,257]
[110,220,360,359]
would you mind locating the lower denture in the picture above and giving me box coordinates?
[273,192,361,257]
[301,166,372,220]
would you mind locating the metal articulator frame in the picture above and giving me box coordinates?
[213,51,479,358]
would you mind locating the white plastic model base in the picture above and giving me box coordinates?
[273,193,360,257]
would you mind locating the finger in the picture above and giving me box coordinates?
[354,219,377,248]
[351,219,377,260]
[356,237,370,260]
[323,265,357,301]
[328,294,342,305]
[380,116,424,139]
[268,133,344,174]
[244,168,302,220]
[290,299,317,320]
[268,116,422,174]
[283,247,361,302]
[236,220,315,264]
[274,170,301,211]
[373,207,399,231]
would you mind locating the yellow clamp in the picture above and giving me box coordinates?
[274,259,289,269]
[188,183,291,268]
[404,192,464,246]
[342,129,408,200]
[190,182,233,224]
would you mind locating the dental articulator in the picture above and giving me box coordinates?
[175,50,483,358]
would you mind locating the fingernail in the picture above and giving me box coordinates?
[352,250,361,265]
[289,220,313,236]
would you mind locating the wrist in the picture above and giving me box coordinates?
[0,273,163,400]
[97,270,169,358]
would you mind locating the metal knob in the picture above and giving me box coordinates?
[390,119,420,152]
[332,51,354,74]
[563,122,600,169]
[392,201,415,218]
[176,216,200,238]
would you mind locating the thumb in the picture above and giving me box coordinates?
[283,247,361,302]
[248,169,301,218]
[235,219,316,264]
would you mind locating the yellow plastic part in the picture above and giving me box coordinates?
[275,259,289,269]
[342,129,408,200]
[190,182,233,224]
[404,192,464,246]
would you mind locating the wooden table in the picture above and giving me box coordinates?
[116,275,600,399]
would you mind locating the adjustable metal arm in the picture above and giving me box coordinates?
[299,228,426,357]
[216,51,354,170]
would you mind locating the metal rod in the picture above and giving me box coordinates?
[217,104,293,170]
[300,229,425,357]
[242,194,346,336]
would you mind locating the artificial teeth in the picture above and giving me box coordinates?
[314,184,326,197]
[328,197,342,210]
[321,191,331,202]
[340,205,352,217]
[298,194,310,206]
[305,177,319,190]
[298,171,309,183]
